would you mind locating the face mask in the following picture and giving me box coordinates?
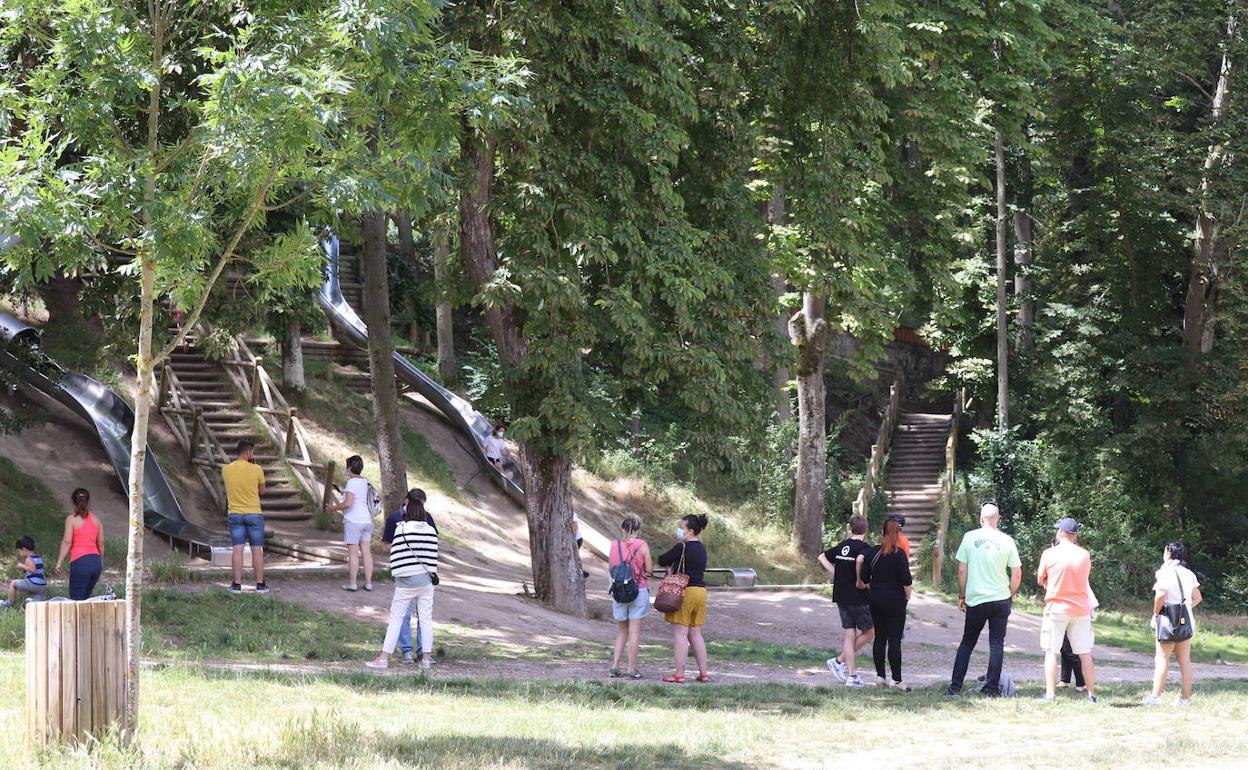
[498,431,504,437]
[675,527,687,540]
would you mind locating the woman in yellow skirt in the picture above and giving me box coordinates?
[657,514,710,683]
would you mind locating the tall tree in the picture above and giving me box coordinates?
[0,0,454,729]
[432,223,458,389]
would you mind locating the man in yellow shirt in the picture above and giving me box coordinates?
[222,439,267,594]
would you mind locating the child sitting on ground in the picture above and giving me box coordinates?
[3,536,48,607]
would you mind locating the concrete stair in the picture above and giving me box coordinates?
[885,412,953,558]
[163,347,313,522]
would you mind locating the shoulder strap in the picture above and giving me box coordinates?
[1174,565,1186,604]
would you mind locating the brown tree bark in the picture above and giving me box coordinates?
[994,128,1009,431]
[519,446,587,612]
[360,210,408,513]
[432,225,458,389]
[394,208,417,269]
[789,292,828,560]
[1183,13,1236,363]
[1013,211,1034,353]
[282,316,305,397]
[458,124,586,616]
[766,183,792,425]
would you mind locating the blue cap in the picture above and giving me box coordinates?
[1055,518,1079,534]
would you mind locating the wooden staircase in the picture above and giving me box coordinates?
[884,412,954,557]
[163,346,313,522]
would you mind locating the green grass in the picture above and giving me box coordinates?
[0,455,65,572]
[300,367,460,500]
[1089,609,1248,665]
[4,657,1248,768]
[140,589,379,661]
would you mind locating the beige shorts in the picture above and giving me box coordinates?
[1041,612,1093,655]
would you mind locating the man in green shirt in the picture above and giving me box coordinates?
[947,502,1022,697]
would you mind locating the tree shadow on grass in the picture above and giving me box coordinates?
[361,733,754,770]
[190,664,1007,716]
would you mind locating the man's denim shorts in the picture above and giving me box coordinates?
[227,513,266,547]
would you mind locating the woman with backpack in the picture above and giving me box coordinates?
[861,517,912,691]
[327,455,377,592]
[608,514,652,679]
[656,514,710,684]
[366,490,439,670]
[1142,541,1203,705]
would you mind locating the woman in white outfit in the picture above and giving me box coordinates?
[1143,541,1203,705]
[367,490,439,670]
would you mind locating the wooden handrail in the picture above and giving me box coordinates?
[853,381,901,518]
[222,334,340,512]
[932,387,965,584]
[157,364,230,513]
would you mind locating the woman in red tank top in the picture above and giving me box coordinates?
[55,488,105,600]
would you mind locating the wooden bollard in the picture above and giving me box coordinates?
[26,600,128,745]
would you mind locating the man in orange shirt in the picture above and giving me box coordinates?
[1036,518,1096,702]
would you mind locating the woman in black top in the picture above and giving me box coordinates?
[656,514,710,683]
[862,517,913,691]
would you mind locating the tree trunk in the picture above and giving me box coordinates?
[360,210,408,513]
[518,445,587,614]
[1182,16,1235,362]
[766,183,792,425]
[994,128,1009,432]
[1013,211,1034,353]
[458,124,585,616]
[282,316,305,396]
[789,292,828,560]
[394,208,417,269]
[122,258,155,734]
[432,225,458,389]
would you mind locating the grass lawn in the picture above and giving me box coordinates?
[3,656,1247,769]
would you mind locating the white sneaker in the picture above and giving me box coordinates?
[876,676,890,689]
[1178,698,1192,706]
[1140,694,1162,706]
[826,657,848,683]
[419,658,432,671]
[365,658,389,669]
[845,674,865,688]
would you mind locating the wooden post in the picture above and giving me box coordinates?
[188,407,202,460]
[157,366,170,411]
[26,600,128,745]
[284,408,298,456]
[250,358,263,407]
[321,460,336,512]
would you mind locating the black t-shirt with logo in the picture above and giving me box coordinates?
[825,538,871,605]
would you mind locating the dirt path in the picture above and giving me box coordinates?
[188,575,1247,688]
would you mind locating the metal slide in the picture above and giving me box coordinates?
[316,234,611,558]
[0,312,224,552]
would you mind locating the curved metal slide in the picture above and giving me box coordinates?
[0,312,224,552]
[315,234,612,558]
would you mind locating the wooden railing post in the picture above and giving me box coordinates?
[321,460,336,512]
[157,366,170,411]
[284,408,298,456]
[188,407,202,461]
[250,357,263,407]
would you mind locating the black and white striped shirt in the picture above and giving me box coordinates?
[389,520,438,577]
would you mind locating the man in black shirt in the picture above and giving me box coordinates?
[817,515,875,688]
[382,490,437,664]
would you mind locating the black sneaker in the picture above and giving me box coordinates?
[228,583,242,594]
[255,583,270,594]
[946,686,962,697]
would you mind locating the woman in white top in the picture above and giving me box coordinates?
[483,424,509,471]
[1143,541,1203,705]
[326,455,375,591]
[367,491,439,671]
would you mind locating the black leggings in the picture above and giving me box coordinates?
[870,593,907,683]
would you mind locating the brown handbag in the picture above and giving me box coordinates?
[653,544,690,614]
